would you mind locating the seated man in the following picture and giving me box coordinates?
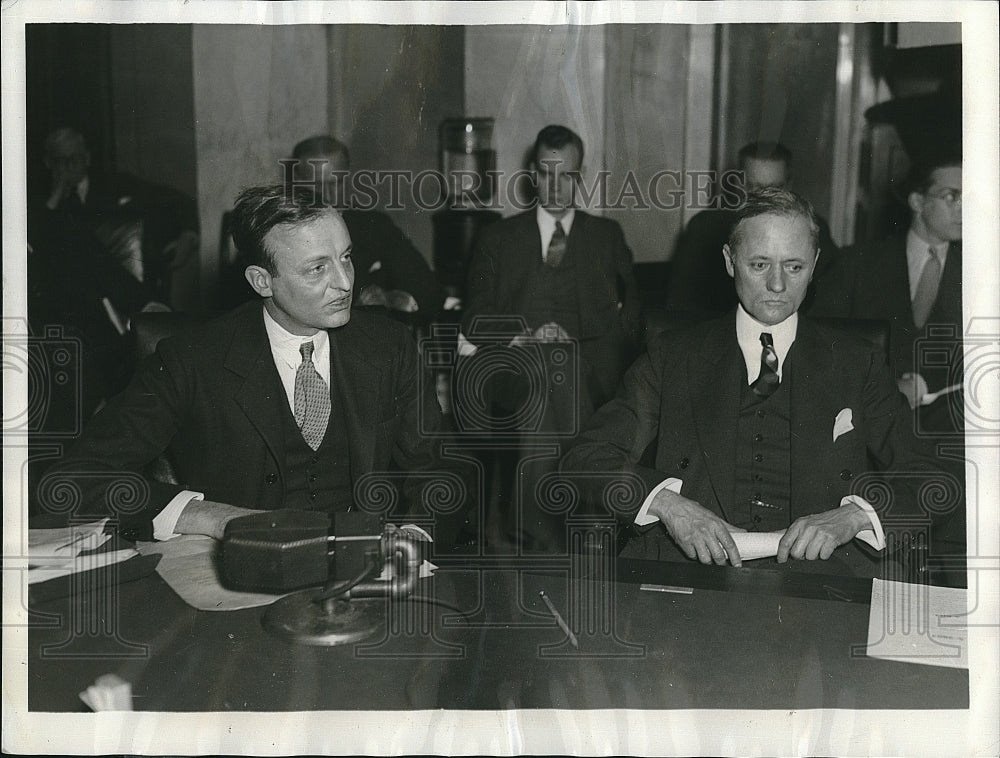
[563,188,947,576]
[43,185,468,546]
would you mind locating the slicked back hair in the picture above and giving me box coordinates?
[532,124,584,167]
[230,184,333,275]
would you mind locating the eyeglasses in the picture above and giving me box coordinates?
[926,189,962,206]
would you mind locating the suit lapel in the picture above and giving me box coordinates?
[688,314,742,521]
[788,319,840,516]
[328,319,384,485]
[885,238,916,329]
[224,305,286,470]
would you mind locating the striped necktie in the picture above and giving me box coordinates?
[293,341,331,450]
[750,332,780,398]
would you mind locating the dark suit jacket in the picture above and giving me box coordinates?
[48,302,457,540]
[811,235,963,389]
[666,208,839,315]
[562,313,948,566]
[462,209,642,403]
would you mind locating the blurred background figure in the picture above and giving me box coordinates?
[666,141,839,315]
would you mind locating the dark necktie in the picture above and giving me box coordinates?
[294,342,331,450]
[750,332,780,399]
[546,220,567,267]
[911,246,942,329]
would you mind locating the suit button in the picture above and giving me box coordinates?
[311,456,320,465]
[309,473,318,483]
[120,528,138,541]
[754,453,763,462]
[309,492,318,501]
[840,469,853,481]
[753,474,763,482]
[679,457,690,469]
[753,433,764,442]
[752,515,762,525]
[265,473,278,484]
[756,410,766,418]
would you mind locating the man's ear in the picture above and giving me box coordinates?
[245,265,274,298]
[722,244,736,278]
[907,190,924,216]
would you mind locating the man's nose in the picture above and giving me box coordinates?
[328,262,352,291]
[766,267,786,292]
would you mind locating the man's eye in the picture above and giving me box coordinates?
[786,264,803,273]
[310,264,326,274]
[751,262,768,271]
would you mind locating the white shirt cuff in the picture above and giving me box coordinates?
[634,478,683,526]
[841,494,885,551]
[152,490,204,541]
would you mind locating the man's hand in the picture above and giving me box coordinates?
[358,284,418,313]
[776,503,871,562]
[648,489,744,566]
[174,500,265,540]
[897,372,928,410]
[532,321,570,342]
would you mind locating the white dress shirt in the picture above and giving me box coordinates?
[536,205,575,262]
[152,305,331,540]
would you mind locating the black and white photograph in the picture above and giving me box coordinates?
[3,1,998,755]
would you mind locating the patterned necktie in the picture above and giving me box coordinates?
[751,332,780,399]
[293,341,331,451]
[911,246,942,329]
[546,220,567,267]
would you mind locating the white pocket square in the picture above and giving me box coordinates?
[833,408,854,441]
[368,260,382,273]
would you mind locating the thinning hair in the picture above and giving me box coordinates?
[737,141,793,168]
[290,135,350,181]
[727,187,820,254]
[532,124,584,167]
[44,127,87,160]
[230,184,333,274]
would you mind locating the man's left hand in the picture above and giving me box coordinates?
[776,503,871,562]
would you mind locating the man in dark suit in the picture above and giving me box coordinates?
[811,154,964,578]
[564,188,947,577]
[289,135,445,325]
[666,141,838,315]
[45,185,466,546]
[460,124,642,550]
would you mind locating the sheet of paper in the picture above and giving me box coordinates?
[866,579,968,669]
[28,548,140,584]
[136,536,287,611]
[729,530,785,561]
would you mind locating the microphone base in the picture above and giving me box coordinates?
[262,589,385,646]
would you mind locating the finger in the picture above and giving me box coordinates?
[819,540,835,560]
[717,530,742,567]
[692,540,714,565]
[679,541,699,562]
[804,536,823,561]
[707,538,729,566]
[776,528,797,563]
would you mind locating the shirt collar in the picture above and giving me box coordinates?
[536,205,575,236]
[736,304,798,381]
[262,305,329,370]
[77,176,89,204]
[906,228,950,265]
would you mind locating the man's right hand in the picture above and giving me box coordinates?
[647,489,744,566]
[174,500,265,540]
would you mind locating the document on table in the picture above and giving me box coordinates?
[136,536,286,611]
[865,579,968,669]
[27,518,140,584]
[729,531,785,561]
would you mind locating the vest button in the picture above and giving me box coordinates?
[310,455,319,465]
[752,515,762,525]
[840,469,853,481]
[754,453,763,462]
[265,473,278,484]
[309,473,318,483]
[309,492,318,501]
[679,457,690,469]
[753,433,764,442]
[756,410,766,418]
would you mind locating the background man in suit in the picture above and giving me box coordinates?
[564,188,945,577]
[460,124,642,551]
[811,154,964,579]
[46,185,466,546]
[666,141,838,315]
